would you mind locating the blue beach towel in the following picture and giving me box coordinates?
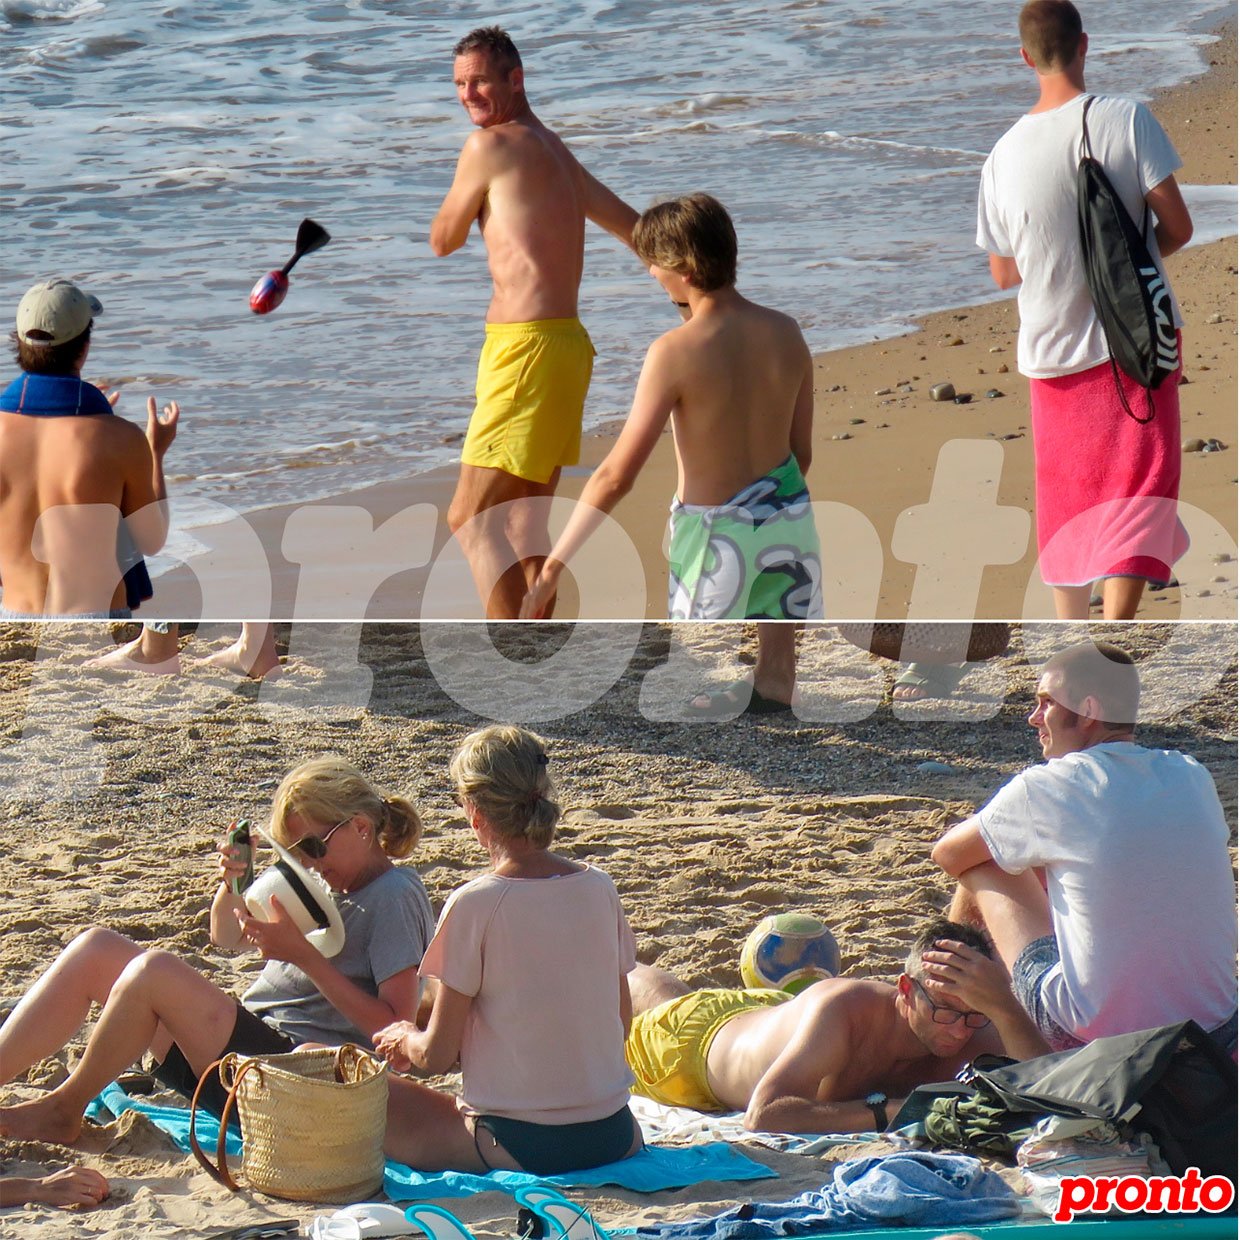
[88,1083,777,1201]
[0,372,154,611]
[636,1152,1019,1239]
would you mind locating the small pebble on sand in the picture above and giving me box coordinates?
[930,382,956,401]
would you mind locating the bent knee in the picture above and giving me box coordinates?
[115,948,183,990]
[67,926,134,956]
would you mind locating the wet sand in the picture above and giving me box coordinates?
[0,620,1235,1237]
[147,26,1238,622]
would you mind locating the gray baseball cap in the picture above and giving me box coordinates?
[16,278,103,346]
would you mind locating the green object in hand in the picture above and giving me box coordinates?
[228,820,255,895]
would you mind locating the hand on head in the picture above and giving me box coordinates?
[920,938,1014,1019]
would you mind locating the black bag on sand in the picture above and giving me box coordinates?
[897,1022,1237,1180]
[1077,95,1180,423]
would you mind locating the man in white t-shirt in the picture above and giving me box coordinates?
[976,1,1194,620]
[930,641,1236,1054]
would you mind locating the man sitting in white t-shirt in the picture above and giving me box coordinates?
[929,641,1237,1054]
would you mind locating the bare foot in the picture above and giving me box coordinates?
[0,1094,85,1145]
[83,633,180,676]
[196,632,281,681]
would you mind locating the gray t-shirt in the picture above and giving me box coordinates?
[242,865,435,1045]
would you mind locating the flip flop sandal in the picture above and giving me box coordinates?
[513,1186,610,1240]
[892,662,967,702]
[309,1203,422,1239]
[684,680,791,719]
[404,1205,478,1240]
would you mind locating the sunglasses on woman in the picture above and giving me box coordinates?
[291,816,353,860]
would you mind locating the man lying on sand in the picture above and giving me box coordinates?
[932,640,1237,1054]
[624,917,1042,1134]
[0,278,179,619]
[522,193,821,622]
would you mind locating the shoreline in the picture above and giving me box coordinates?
[147,22,1237,623]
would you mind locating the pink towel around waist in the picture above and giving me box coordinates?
[1029,350,1189,587]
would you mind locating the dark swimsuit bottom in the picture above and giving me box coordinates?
[473,1103,639,1175]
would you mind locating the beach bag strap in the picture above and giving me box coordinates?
[189,1053,258,1192]
[1077,95,1172,425]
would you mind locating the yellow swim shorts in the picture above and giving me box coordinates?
[624,988,790,1112]
[461,318,595,485]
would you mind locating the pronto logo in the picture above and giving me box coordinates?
[1053,1168,1235,1222]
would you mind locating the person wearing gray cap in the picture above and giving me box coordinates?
[0,277,180,619]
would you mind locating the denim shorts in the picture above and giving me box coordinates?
[1013,937,1239,1055]
[1011,935,1086,1052]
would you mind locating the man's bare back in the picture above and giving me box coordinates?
[706,977,999,1132]
[0,398,175,615]
[655,292,812,505]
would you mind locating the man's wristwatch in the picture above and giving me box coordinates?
[864,1091,888,1131]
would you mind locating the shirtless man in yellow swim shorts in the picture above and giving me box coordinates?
[432,27,638,618]
[625,918,1044,1134]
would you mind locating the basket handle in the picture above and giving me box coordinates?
[189,1053,263,1192]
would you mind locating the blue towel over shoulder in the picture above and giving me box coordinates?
[0,373,154,610]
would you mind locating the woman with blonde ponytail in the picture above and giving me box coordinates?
[376,726,642,1175]
[0,756,434,1142]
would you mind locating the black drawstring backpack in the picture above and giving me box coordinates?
[1077,95,1180,424]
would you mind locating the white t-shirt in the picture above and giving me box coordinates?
[419,864,637,1124]
[976,742,1236,1042]
[976,94,1183,379]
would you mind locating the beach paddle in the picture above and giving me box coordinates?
[249,218,331,315]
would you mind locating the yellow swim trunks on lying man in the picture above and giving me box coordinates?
[624,988,790,1111]
[462,318,596,485]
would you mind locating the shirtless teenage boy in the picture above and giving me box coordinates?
[433,27,638,618]
[521,193,821,621]
[625,918,1041,1134]
[0,278,178,619]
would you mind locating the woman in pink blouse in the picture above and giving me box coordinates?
[375,725,643,1174]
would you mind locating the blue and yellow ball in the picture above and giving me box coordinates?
[740,913,840,993]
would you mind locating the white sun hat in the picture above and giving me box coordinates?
[244,831,347,958]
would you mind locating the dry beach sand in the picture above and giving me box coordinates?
[150,24,1239,623]
[0,619,1235,1237]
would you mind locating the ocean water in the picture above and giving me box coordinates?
[1,0,1233,569]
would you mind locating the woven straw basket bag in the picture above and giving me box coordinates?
[190,1044,388,1203]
